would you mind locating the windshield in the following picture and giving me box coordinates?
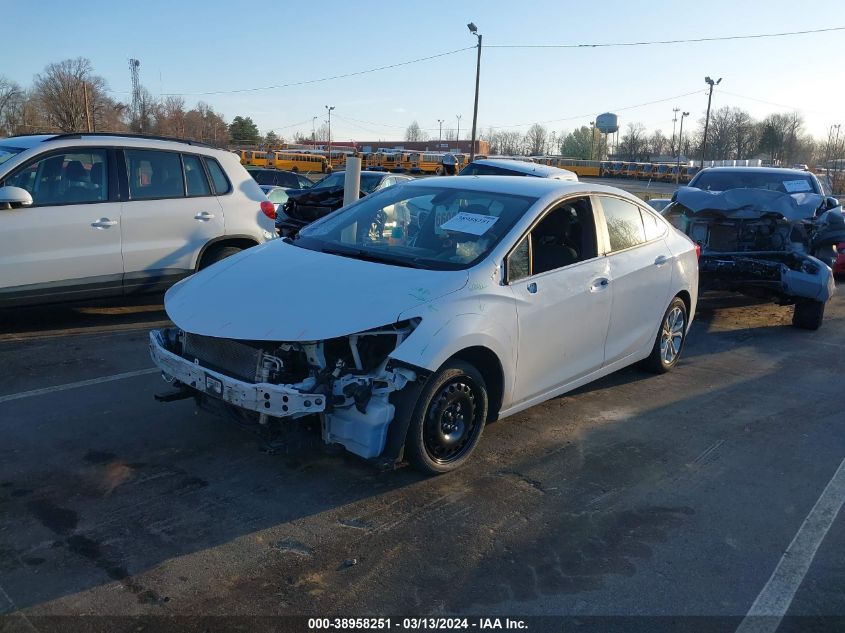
[312,172,345,189]
[690,170,819,194]
[0,146,24,166]
[295,185,538,271]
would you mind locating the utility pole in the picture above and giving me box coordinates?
[467,22,482,162]
[671,107,679,155]
[129,58,141,133]
[676,111,689,184]
[325,105,335,162]
[83,81,92,133]
[589,121,595,160]
[437,119,444,146]
[456,114,462,149]
[312,116,317,145]
[701,76,722,166]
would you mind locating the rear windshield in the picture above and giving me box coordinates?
[689,170,818,194]
[459,163,529,177]
[0,146,24,166]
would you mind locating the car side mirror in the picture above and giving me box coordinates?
[825,196,841,210]
[0,186,33,209]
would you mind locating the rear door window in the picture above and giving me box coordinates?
[183,155,211,197]
[599,196,647,252]
[125,149,184,200]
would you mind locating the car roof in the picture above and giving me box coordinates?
[468,158,577,178]
[1,133,229,157]
[403,174,643,202]
[697,166,814,177]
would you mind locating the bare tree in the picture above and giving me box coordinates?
[619,122,647,160]
[525,123,547,156]
[33,58,109,132]
[0,77,23,135]
[649,130,668,158]
[404,120,427,142]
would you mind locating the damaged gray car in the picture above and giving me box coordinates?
[663,167,844,330]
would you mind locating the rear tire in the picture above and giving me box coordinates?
[643,297,688,373]
[199,245,241,270]
[792,299,825,330]
[404,360,488,475]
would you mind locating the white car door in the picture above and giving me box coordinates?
[0,147,123,301]
[121,148,224,290]
[508,197,612,404]
[596,195,674,364]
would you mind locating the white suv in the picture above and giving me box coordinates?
[0,133,274,307]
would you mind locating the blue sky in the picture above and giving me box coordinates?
[6,0,844,141]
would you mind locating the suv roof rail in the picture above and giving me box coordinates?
[42,132,221,149]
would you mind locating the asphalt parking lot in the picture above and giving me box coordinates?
[0,281,843,631]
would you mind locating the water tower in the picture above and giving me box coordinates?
[596,113,619,159]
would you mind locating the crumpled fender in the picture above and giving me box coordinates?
[390,287,518,403]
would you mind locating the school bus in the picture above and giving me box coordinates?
[606,161,624,177]
[379,152,401,172]
[408,152,443,174]
[638,163,656,180]
[267,152,331,173]
[553,158,602,177]
[654,164,672,182]
[680,166,699,184]
[242,151,269,167]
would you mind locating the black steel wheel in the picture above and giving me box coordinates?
[404,360,488,474]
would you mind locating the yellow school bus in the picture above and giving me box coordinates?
[267,152,330,173]
[554,158,602,177]
[243,151,269,167]
[409,152,443,174]
[638,163,656,180]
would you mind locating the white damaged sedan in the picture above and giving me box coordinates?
[150,176,699,474]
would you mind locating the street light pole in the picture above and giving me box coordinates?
[589,121,595,160]
[701,76,721,166]
[437,119,444,146]
[456,114,462,148]
[676,111,689,185]
[467,22,482,162]
[325,105,335,162]
[671,107,679,155]
[312,116,317,146]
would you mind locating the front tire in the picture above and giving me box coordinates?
[792,299,825,330]
[404,360,488,474]
[643,297,688,373]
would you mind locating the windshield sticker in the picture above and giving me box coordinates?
[783,179,811,193]
[440,211,499,236]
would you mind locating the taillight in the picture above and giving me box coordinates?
[260,200,276,220]
[695,244,701,260]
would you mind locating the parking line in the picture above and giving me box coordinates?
[0,368,159,405]
[735,456,845,633]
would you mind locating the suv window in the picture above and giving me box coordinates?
[183,155,211,196]
[5,149,108,205]
[205,158,231,194]
[600,196,647,252]
[126,149,184,200]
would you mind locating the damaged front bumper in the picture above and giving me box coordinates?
[149,329,328,417]
[699,251,835,303]
[148,326,419,461]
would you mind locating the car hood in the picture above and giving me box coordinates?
[673,187,825,220]
[164,241,469,341]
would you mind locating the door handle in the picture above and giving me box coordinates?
[91,218,117,229]
[194,211,216,221]
[527,282,538,294]
[590,278,610,292]
[654,255,669,266]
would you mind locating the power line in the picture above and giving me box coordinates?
[486,89,704,129]
[161,46,474,96]
[488,26,845,49]
[717,89,837,116]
